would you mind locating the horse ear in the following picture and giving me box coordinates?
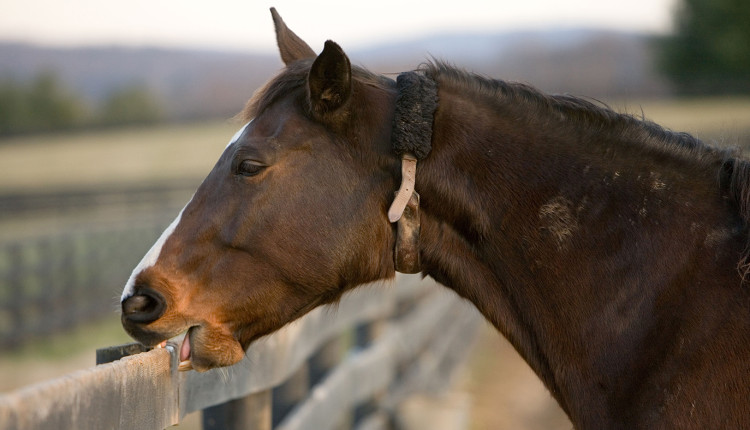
[308,40,352,117]
[271,7,316,65]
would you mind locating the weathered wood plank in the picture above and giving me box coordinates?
[276,289,479,430]
[0,347,178,430]
[354,412,390,430]
[202,389,272,430]
[383,304,482,409]
[272,364,310,426]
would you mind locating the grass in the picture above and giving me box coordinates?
[0,120,243,193]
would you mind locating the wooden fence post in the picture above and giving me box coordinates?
[353,318,387,427]
[272,363,310,426]
[4,243,24,348]
[308,334,346,387]
[202,389,272,430]
[310,334,350,430]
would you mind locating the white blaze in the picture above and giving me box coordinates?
[226,121,251,149]
[120,121,252,302]
[121,207,187,301]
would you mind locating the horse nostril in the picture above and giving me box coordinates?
[122,288,167,324]
[123,295,152,315]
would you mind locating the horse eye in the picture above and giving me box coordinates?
[237,160,266,177]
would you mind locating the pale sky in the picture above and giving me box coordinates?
[0,0,679,53]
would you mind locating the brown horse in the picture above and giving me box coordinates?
[121,8,750,429]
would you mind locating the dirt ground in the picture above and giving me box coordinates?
[464,323,572,430]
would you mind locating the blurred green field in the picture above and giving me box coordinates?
[0,120,243,193]
[613,97,750,146]
[1,97,750,428]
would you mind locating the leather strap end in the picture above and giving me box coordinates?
[388,154,417,223]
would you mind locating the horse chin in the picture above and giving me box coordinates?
[178,324,246,372]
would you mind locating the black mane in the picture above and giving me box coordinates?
[422,61,723,159]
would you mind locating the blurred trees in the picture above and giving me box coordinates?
[0,72,85,135]
[659,0,750,94]
[98,85,163,127]
[0,72,163,136]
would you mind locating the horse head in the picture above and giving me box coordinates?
[120,9,400,371]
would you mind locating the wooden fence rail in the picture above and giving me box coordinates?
[0,274,482,430]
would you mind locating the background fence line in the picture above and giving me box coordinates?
[0,274,482,430]
[0,182,195,349]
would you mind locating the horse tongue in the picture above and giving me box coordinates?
[178,329,193,371]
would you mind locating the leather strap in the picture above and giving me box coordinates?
[388,153,418,222]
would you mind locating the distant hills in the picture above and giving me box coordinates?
[0,29,669,121]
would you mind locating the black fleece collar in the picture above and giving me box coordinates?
[391,71,438,160]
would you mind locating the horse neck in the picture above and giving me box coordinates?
[415,77,742,425]
[416,81,577,410]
